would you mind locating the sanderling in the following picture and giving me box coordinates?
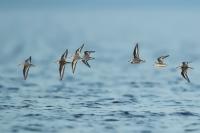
[177,62,193,83]
[155,55,169,67]
[82,51,95,68]
[58,49,71,80]
[72,44,84,74]
[20,56,35,80]
[130,43,145,64]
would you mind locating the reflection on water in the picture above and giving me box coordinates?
[0,7,200,133]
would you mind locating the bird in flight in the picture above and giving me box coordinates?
[72,44,84,74]
[82,51,95,68]
[130,43,145,64]
[177,62,193,83]
[19,56,35,80]
[155,55,169,67]
[57,49,71,80]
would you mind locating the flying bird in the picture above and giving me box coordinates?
[130,43,145,64]
[58,49,71,80]
[72,44,84,74]
[155,55,169,67]
[20,56,35,80]
[177,62,193,83]
[82,51,95,68]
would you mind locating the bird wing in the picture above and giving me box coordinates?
[157,57,163,64]
[72,59,78,74]
[133,43,138,58]
[25,56,31,63]
[76,44,84,53]
[85,51,95,54]
[23,65,30,80]
[61,49,68,60]
[59,64,65,80]
[162,55,169,59]
[185,72,190,83]
[136,43,140,58]
[82,60,91,68]
[29,56,32,63]
[84,51,90,56]
[181,70,190,83]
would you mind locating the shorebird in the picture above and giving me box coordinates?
[155,55,169,67]
[130,43,145,64]
[177,62,193,83]
[57,49,71,80]
[72,44,84,74]
[82,51,95,68]
[20,56,35,80]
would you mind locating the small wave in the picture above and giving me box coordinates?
[123,94,138,102]
[143,111,166,117]
[117,111,146,118]
[170,111,199,117]
[79,81,104,88]
[23,113,42,117]
[6,87,19,92]
[119,111,134,118]
[104,118,119,122]
[47,85,65,92]
[0,105,15,110]
[129,81,140,88]
[185,128,200,132]
[73,114,84,118]
[140,81,161,88]
[140,130,152,133]
[12,125,43,132]
[22,83,38,87]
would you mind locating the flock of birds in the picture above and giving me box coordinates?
[129,43,193,83]
[19,44,95,80]
[19,43,193,83]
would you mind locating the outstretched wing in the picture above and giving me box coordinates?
[185,73,190,83]
[23,66,30,80]
[25,56,31,64]
[59,64,65,80]
[133,43,139,59]
[82,60,91,68]
[61,49,68,60]
[162,55,169,59]
[29,56,32,63]
[181,70,190,83]
[85,51,95,54]
[76,44,85,53]
[157,55,169,64]
[72,59,78,74]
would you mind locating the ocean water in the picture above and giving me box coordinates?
[0,7,200,133]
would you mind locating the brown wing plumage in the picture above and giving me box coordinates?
[23,65,30,80]
[72,59,78,74]
[59,64,65,80]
